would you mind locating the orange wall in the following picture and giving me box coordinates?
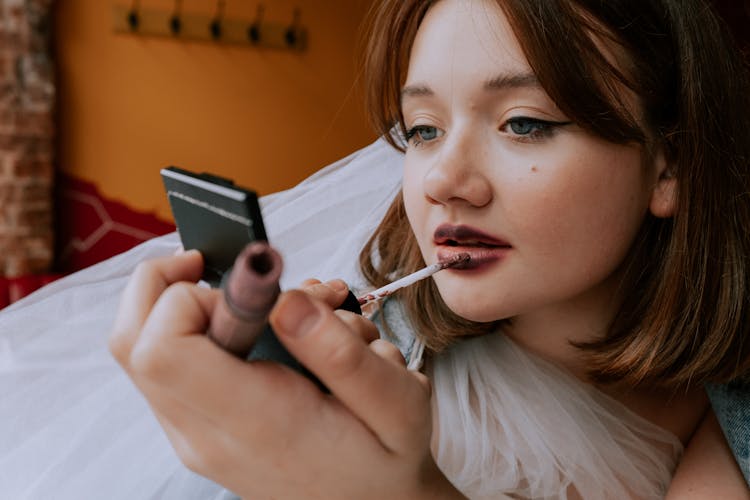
[55,1,376,221]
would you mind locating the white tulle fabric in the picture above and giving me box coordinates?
[432,334,682,499]
[0,137,681,499]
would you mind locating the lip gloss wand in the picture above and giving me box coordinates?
[357,252,471,306]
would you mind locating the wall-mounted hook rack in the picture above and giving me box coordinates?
[112,3,307,51]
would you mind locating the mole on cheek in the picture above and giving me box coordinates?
[530,165,538,173]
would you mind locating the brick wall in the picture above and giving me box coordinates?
[0,0,55,277]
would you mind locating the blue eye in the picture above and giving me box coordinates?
[405,125,443,146]
[503,117,571,141]
[509,118,545,135]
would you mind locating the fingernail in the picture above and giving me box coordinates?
[275,291,321,338]
[325,280,347,292]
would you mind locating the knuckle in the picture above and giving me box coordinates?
[107,328,132,364]
[335,311,379,342]
[306,283,332,299]
[175,441,205,474]
[370,337,399,354]
[129,343,162,380]
[129,333,170,381]
[370,338,406,365]
[360,318,380,340]
[300,278,322,288]
[156,281,196,313]
[177,437,228,478]
[305,282,346,307]
[164,281,193,300]
[325,338,367,378]
[132,259,158,281]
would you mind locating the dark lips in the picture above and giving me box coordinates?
[434,224,511,270]
[434,224,510,247]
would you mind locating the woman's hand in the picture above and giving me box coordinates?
[109,250,464,499]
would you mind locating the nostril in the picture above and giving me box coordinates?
[423,191,443,206]
[422,161,493,209]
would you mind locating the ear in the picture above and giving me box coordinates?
[649,149,677,218]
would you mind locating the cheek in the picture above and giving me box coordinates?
[402,160,430,246]
[402,161,420,212]
[517,181,641,242]
[508,154,650,279]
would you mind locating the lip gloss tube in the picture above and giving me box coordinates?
[207,241,339,390]
[207,241,283,358]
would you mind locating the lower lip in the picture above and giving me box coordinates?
[436,246,509,271]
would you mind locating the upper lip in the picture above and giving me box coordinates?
[433,224,511,247]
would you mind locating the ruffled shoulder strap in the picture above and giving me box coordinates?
[432,333,683,499]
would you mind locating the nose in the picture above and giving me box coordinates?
[423,129,492,208]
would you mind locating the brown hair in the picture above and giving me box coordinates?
[359,0,750,389]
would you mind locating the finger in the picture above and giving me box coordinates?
[300,278,322,287]
[335,310,380,344]
[132,282,216,359]
[109,250,204,366]
[269,290,431,454]
[300,279,351,309]
[368,338,407,367]
[130,282,322,438]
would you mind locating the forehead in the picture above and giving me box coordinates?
[405,0,531,84]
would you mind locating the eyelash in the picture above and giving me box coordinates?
[404,117,571,148]
[404,125,440,147]
[502,117,571,142]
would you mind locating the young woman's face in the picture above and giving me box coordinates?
[402,0,665,324]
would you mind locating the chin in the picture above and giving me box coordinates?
[434,277,508,323]
[440,293,505,324]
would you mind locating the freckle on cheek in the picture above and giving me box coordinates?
[530,165,538,173]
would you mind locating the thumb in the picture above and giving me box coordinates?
[270,290,431,453]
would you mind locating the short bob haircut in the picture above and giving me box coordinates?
[359,0,750,389]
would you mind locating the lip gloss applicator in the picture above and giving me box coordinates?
[357,252,471,306]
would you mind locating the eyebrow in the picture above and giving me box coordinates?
[401,84,434,98]
[401,72,541,99]
[484,72,540,90]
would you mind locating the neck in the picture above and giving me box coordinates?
[502,277,623,382]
